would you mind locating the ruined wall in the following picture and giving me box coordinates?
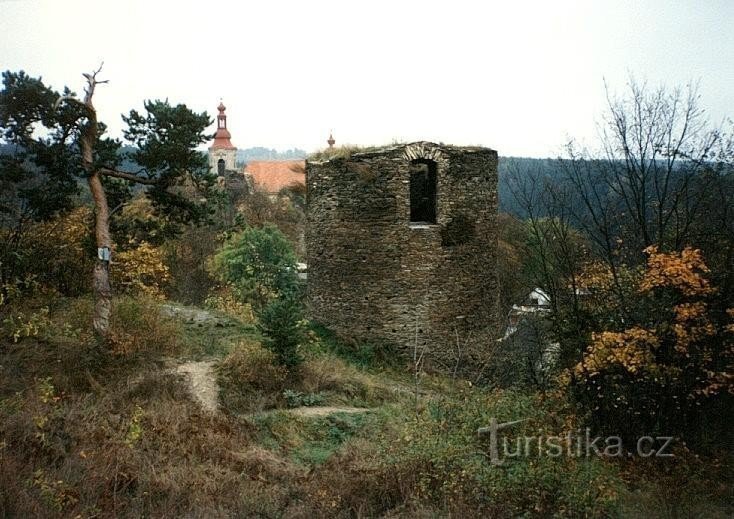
[306,142,499,369]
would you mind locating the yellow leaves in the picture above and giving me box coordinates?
[575,327,657,376]
[112,241,170,298]
[36,206,93,244]
[673,302,707,322]
[577,261,616,291]
[640,246,715,297]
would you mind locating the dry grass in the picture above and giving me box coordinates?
[217,339,287,413]
[2,295,731,518]
[1,365,251,516]
[306,144,394,163]
[218,339,397,415]
[0,297,297,517]
[301,355,393,407]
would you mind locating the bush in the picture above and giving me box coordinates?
[112,241,170,298]
[1,206,95,298]
[572,247,734,445]
[1,206,172,303]
[217,339,287,413]
[107,296,182,356]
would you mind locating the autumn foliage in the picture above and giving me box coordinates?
[572,246,734,443]
[1,206,170,302]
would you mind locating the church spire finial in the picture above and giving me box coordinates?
[217,99,227,129]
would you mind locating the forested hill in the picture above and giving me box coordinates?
[236,147,308,162]
[7,142,676,219]
[1,142,559,215]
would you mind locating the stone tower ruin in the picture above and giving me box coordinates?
[306,142,499,367]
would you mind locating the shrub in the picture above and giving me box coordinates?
[8,206,95,298]
[107,296,182,356]
[217,339,287,413]
[112,241,170,298]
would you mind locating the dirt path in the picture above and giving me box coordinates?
[161,304,376,417]
[175,360,219,413]
[287,406,371,417]
[171,360,375,417]
[160,304,228,413]
[160,303,233,327]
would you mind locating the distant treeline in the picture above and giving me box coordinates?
[4,142,724,221]
[236,147,308,163]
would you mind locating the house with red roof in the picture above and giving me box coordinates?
[244,160,305,195]
[207,101,307,195]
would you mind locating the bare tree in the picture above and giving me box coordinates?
[569,79,723,256]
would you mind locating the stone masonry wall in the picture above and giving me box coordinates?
[306,142,499,370]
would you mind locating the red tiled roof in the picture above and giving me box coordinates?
[245,160,305,194]
[210,128,236,150]
[210,101,236,150]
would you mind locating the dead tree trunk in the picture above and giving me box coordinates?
[87,173,112,337]
[77,67,112,338]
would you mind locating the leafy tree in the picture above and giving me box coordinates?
[0,66,215,337]
[210,224,305,371]
[505,78,733,366]
[571,246,734,444]
[210,224,300,313]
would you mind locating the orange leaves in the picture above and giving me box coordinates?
[673,302,707,322]
[640,246,715,297]
[577,261,616,292]
[576,245,733,400]
[672,302,716,352]
[576,327,657,376]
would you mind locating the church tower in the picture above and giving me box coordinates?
[208,100,237,175]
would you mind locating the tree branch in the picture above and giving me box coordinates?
[53,95,85,110]
[99,167,157,185]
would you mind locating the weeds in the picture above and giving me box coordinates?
[282,389,325,408]
[1,295,731,517]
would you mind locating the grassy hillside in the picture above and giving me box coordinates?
[1,295,731,517]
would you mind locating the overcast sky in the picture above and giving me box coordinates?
[1,0,732,157]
